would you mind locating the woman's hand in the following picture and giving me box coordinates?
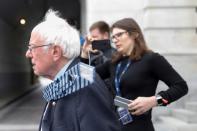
[128,96,157,116]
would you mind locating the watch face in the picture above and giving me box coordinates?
[156,96,163,106]
[156,96,168,106]
[157,98,163,106]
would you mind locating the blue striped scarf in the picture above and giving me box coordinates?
[42,63,95,101]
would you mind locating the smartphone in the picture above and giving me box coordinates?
[92,40,111,51]
[114,96,132,109]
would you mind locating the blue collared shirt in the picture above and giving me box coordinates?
[54,59,74,81]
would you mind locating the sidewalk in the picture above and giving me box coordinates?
[0,87,45,131]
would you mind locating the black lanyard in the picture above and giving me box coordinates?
[115,60,131,96]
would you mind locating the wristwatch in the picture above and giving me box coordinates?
[156,95,168,106]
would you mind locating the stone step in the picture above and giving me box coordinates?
[171,109,197,123]
[185,101,197,112]
[154,116,197,131]
[144,0,197,8]
[157,116,187,126]
[154,123,174,131]
[0,124,38,131]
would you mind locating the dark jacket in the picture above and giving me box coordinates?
[90,39,115,66]
[39,58,121,131]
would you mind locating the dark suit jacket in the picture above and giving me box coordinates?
[39,58,121,131]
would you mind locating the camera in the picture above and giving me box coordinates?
[92,40,111,52]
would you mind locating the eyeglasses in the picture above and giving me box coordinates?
[111,31,127,41]
[27,44,52,52]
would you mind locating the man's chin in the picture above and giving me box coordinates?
[117,49,123,54]
[33,70,39,76]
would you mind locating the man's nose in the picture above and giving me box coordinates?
[25,50,32,58]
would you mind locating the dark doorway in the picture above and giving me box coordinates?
[0,0,81,108]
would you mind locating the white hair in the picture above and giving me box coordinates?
[32,9,80,59]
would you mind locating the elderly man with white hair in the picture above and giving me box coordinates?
[25,10,121,131]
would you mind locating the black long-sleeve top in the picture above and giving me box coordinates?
[81,52,188,131]
[95,52,188,103]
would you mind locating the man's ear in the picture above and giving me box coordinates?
[52,45,63,61]
[103,32,110,39]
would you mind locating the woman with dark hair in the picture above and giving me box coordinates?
[81,18,188,131]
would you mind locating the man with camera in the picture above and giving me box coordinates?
[85,21,115,66]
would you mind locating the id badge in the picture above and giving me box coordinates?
[117,107,133,125]
[78,62,95,83]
